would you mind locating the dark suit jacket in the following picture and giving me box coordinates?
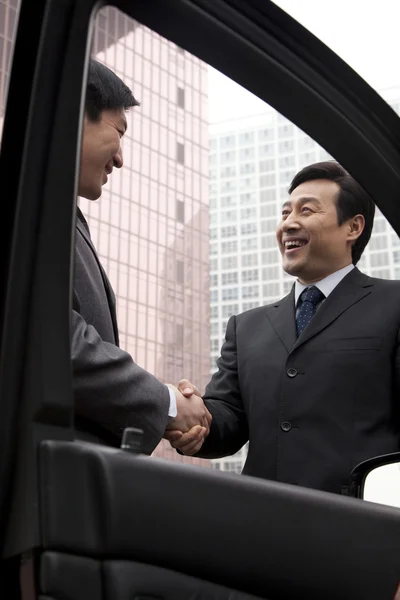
[72,208,169,453]
[197,268,400,494]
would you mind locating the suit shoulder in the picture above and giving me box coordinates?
[235,297,286,323]
[369,276,400,292]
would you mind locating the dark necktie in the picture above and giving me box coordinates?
[296,286,325,336]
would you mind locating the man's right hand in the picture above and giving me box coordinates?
[165,384,212,434]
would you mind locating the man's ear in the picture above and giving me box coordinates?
[348,214,365,242]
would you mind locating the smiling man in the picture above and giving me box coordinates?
[166,161,400,495]
[72,59,211,454]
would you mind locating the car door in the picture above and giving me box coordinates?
[1,1,400,599]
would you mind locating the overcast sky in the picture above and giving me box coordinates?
[208,0,400,122]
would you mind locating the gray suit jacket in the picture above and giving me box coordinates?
[197,268,400,494]
[72,208,169,453]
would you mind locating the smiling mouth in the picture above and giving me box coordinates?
[284,240,308,253]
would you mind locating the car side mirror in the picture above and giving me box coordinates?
[349,452,400,509]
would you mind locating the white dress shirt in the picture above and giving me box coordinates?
[166,386,178,418]
[294,263,354,311]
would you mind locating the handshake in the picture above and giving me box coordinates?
[164,379,211,455]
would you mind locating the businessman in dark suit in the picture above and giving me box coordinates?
[166,161,400,494]
[72,59,211,453]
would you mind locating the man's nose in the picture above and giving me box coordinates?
[113,146,123,169]
[282,212,300,231]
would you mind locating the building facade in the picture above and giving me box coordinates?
[209,94,400,473]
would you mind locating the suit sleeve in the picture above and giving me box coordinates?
[195,314,249,459]
[71,308,170,455]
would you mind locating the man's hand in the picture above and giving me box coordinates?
[177,379,202,399]
[164,425,208,456]
[165,383,212,434]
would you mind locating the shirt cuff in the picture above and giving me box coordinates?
[166,385,177,418]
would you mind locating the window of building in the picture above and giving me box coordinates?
[222,272,238,285]
[221,165,236,178]
[240,162,255,175]
[241,207,257,220]
[210,258,218,271]
[261,235,277,249]
[373,219,387,234]
[260,173,276,187]
[242,238,258,251]
[210,322,219,335]
[262,266,279,280]
[176,199,185,223]
[260,189,276,203]
[242,269,259,282]
[240,192,256,205]
[222,287,239,301]
[241,223,257,235]
[260,144,274,157]
[369,235,388,251]
[242,253,258,267]
[370,252,389,267]
[222,210,237,222]
[210,274,218,287]
[261,219,277,234]
[222,304,239,318]
[221,135,235,148]
[278,140,295,153]
[243,301,260,311]
[239,147,255,160]
[260,203,277,217]
[177,86,185,108]
[211,306,219,319]
[222,256,238,269]
[221,225,237,238]
[176,260,184,284]
[211,339,220,352]
[259,158,275,172]
[239,131,255,145]
[371,268,391,279]
[283,280,294,294]
[262,250,280,264]
[242,285,259,298]
[263,282,280,298]
[221,240,238,254]
[221,195,236,207]
[259,129,274,142]
[177,142,185,164]
[279,155,296,168]
[210,290,219,302]
[278,124,294,138]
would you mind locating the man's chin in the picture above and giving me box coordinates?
[282,260,302,278]
[78,187,102,201]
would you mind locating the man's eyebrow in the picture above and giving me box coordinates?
[281,196,322,209]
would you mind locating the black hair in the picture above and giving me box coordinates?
[288,161,375,264]
[85,58,139,122]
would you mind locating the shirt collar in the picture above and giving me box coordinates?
[294,264,354,305]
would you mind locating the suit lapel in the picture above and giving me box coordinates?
[76,208,120,345]
[266,286,297,353]
[292,268,374,351]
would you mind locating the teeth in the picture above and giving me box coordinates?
[285,240,306,248]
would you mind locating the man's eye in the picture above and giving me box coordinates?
[282,210,290,217]
[301,206,312,213]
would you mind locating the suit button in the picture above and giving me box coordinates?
[287,368,297,378]
[281,421,292,432]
